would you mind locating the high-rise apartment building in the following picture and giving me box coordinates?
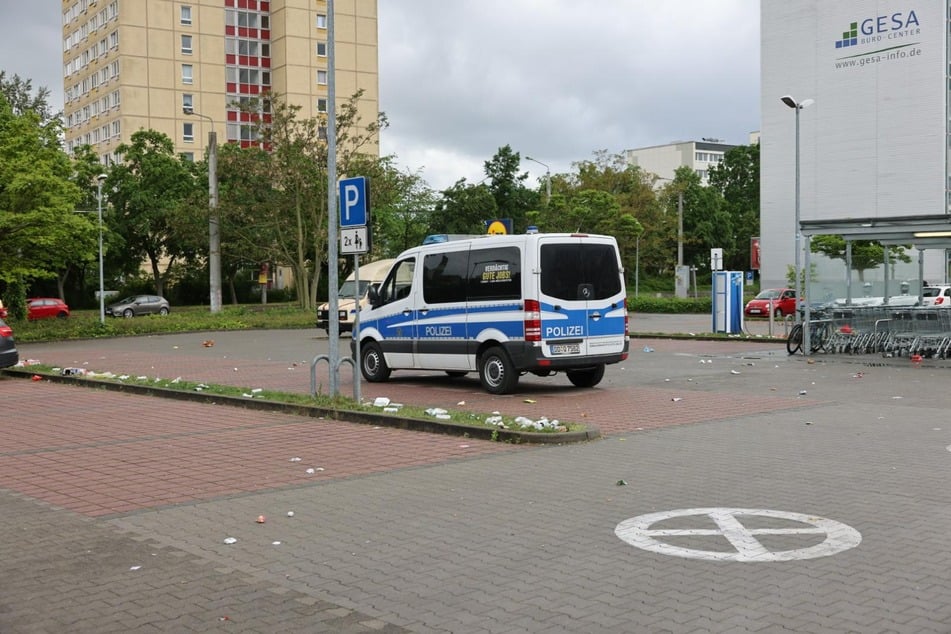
[61,0,379,164]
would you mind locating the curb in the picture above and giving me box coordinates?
[2,369,600,445]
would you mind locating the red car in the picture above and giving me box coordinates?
[27,297,70,320]
[744,288,797,318]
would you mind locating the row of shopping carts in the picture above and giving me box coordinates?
[799,306,951,358]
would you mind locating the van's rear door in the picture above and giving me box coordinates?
[537,236,627,359]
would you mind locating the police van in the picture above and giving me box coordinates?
[353,232,629,394]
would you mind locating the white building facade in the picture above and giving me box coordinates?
[625,140,735,185]
[761,1,951,296]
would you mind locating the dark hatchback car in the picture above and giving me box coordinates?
[0,318,19,369]
[106,294,171,317]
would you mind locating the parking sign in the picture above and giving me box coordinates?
[339,176,368,227]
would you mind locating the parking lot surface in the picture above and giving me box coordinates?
[5,319,951,632]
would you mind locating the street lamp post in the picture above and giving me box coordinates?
[183,107,222,313]
[781,95,813,326]
[525,156,551,203]
[96,174,107,324]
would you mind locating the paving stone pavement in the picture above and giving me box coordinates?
[5,323,951,632]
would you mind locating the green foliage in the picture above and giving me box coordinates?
[629,295,712,314]
[7,304,317,342]
[108,129,203,297]
[3,278,27,320]
[708,143,760,271]
[0,76,87,289]
[809,235,911,282]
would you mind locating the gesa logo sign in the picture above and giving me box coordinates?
[835,10,920,49]
[862,10,919,34]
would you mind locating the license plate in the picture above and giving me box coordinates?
[550,343,580,355]
[749,309,761,314]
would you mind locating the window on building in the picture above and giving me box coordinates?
[111,89,120,107]
[261,43,270,57]
[181,152,195,162]
[181,6,192,26]
[183,122,194,142]
[182,93,193,110]
[182,64,193,84]
[261,15,269,29]
[109,30,118,48]
[261,71,270,86]
[316,14,327,28]
[112,120,120,136]
[181,35,192,54]
[316,70,327,85]
[316,42,327,57]
[317,98,327,113]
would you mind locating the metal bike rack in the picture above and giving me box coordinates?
[311,354,360,401]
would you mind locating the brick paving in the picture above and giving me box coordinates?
[4,324,951,632]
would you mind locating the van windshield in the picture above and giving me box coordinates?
[540,243,621,301]
[338,280,371,298]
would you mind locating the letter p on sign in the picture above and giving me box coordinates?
[338,176,368,227]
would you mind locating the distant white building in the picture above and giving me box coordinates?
[624,139,736,185]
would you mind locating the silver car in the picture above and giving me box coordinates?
[106,294,171,318]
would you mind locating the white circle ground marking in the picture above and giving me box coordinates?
[615,508,861,562]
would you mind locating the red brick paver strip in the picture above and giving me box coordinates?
[1,378,518,517]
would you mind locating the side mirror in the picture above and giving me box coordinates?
[367,286,381,308]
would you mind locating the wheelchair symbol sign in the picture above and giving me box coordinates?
[615,508,861,562]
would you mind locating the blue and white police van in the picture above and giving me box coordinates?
[352,232,629,394]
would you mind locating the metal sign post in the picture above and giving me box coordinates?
[339,176,371,402]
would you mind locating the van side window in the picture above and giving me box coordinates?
[423,250,468,304]
[541,243,621,301]
[378,258,415,305]
[468,247,521,301]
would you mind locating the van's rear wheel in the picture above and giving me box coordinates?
[360,342,391,382]
[566,364,605,388]
[478,346,518,395]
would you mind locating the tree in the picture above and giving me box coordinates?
[251,90,387,309]
[206,142,277,304]
[810,235,911,282]
[430,180,497,235]
[0,78,89,307]
[344,155,437,260]
[708,143,760,271]
[482,145,539,231]
[107,130,203,297]
[0,72,54,123]
[665,166,731,274]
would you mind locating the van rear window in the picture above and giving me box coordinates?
[540,243,621,301]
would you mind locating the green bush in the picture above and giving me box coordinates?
[8,303,316,343]
[629,295,712,314]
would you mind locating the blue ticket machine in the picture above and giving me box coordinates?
[713,271,744,334]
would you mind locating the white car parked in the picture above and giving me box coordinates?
[922,285,951,307]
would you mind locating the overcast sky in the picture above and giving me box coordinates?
[3,1,760,191]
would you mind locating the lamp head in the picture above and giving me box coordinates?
[96,173,107,182]
[780,95,797,109]
[183,106,194,115]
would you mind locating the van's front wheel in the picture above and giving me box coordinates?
[360,342,391,382]
[478,346,518,395]
[566,364,605,388]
